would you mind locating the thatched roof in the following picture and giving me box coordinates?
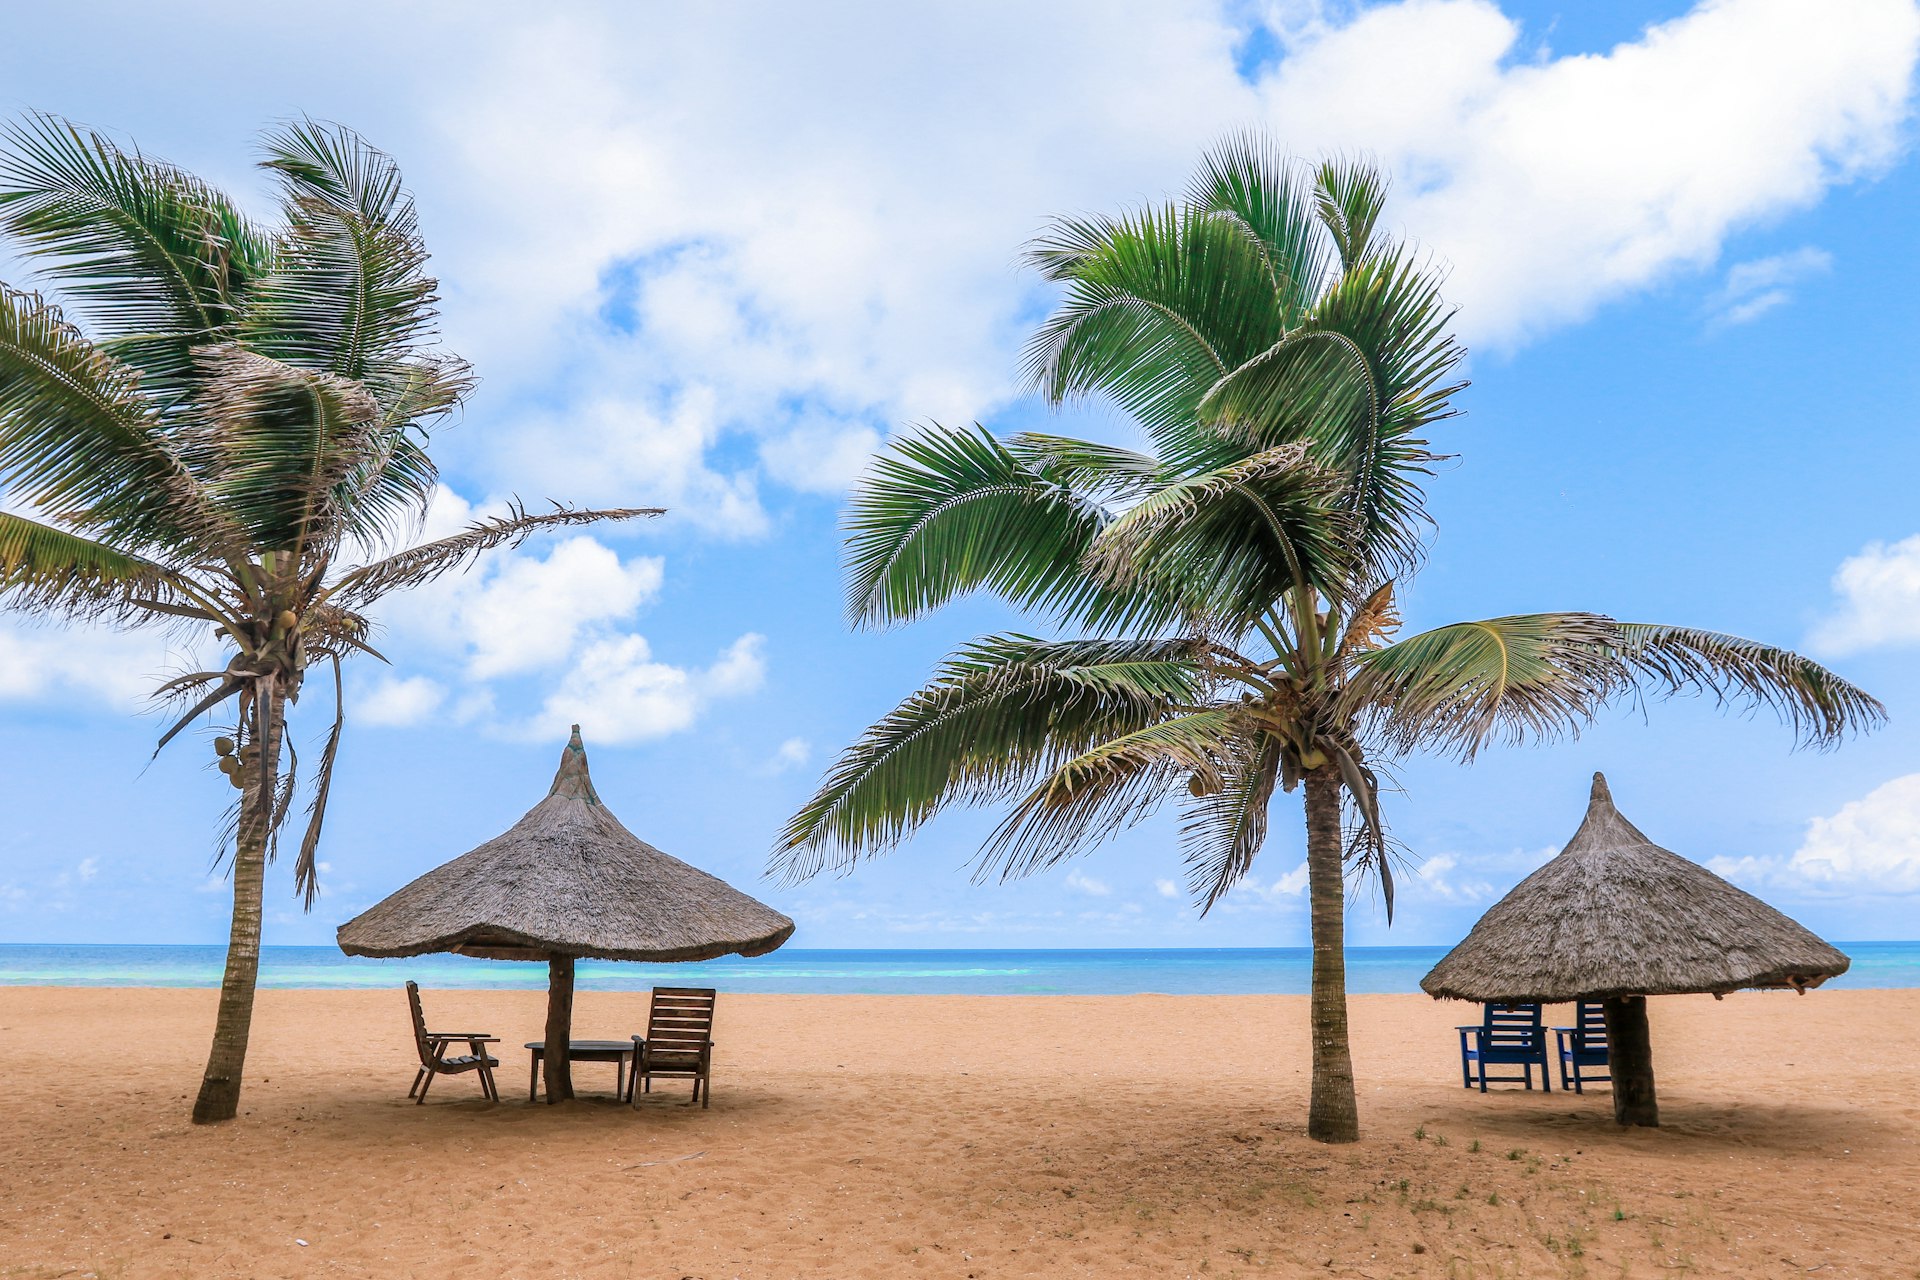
[1420,773,1847,1003]
[337,726,794,964]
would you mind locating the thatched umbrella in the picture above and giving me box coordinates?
[337,726,795,1101]
[1420,772,1847,1126]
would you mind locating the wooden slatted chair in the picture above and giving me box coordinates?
[1455,1001,1551,1092]
[1553,1001,1611,1093]
[405,980,501,1104]
[630,986,717,1108]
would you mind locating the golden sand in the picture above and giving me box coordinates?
[1,987,1916,1278]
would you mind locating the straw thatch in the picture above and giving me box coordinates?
[337,727,794,964]
[1420,773,1847,1004]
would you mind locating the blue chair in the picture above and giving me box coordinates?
[1553,1001,1611,1093]
[1456,1002,1551,1092]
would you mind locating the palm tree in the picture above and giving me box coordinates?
[0,114,658,1123]
[774,139,1883,1143]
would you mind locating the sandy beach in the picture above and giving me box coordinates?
[1,987,1916,1279]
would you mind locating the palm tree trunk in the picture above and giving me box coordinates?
[192,682,283,1125]
[1303,762,1358,1143]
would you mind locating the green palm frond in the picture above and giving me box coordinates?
[1085,442,1351,627]
[1201,248,1465,578]
[976,705,1252,882]
[1611,623,1886,749]
[1021,203,1289,464]
[1311,157,1390,271]
[1186,132,1332,328]
[0,112,269,398]
[1352,614,1885,762]
[324,500,662,607]
[0,509,204,622]
[1348,612,1625,760]
[844,423,1186,633]
[0,285,213,550]
[185,345,379,553]
[1006,431,1165,504]
[246,119,438,380]
[774,634,1209,881]
[1179,729,1283,911]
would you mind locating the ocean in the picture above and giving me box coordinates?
[3,942,1919,994]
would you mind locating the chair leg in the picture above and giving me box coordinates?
[409,1068,425,1099]
[416,1067,434,1104]
[480,1060,498,1102]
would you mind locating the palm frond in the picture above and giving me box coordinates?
[247,119,437,380]
[324,500,662,607]
[292,653,344,908]
[1200,248,1465,579]
[0,285,214,550]
[183,345,379,552]
[0,112,268,397]
[978,706,1252,883]
[0,510,207,623]
[844,422,1186,633]
[1084,442,1352,628]
[1611,623,1886,749]
[773,634,1209,881]
[1186,132,1332,327]
[1349,612,1625,760]
[1021,203,1290,465]
[1179,729,1282,911]
[1311,156,1390,271]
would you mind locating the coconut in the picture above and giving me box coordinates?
[214,736,236,756]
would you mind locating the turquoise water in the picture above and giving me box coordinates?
[2,943,1918,993]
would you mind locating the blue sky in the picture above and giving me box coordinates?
[4,0,1920,951]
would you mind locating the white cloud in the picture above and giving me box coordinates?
[1155,878,1181,899]
[1065,870,1113,897]
[0,621,211,711]
[381,535,664,680]
[353,675,448,728]
[1707,246,1833,326]
[1253,0,1918,345]
[1711,773,1920,896]
[766,737,813,775]
[75,857,98,882]
[1411,845,1556,903]
[1809,533,1920,655]
[523,632,766,744]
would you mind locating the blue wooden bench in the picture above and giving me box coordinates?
[1456,1002,1551,1092]
[1553,1001,1611,1093]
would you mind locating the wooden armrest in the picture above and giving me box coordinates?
[426,1032,495,1040]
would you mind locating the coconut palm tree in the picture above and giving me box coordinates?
[0,114,659,1123]
[774,139,1883,1143]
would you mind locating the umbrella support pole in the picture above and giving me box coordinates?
[543,954,575,1103]
[1602,996,1657,1127]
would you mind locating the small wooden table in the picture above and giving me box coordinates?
[525,1039,639,1101]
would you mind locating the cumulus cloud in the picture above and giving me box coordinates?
[522,632,767,744]
[1064,870,1113,897]
[353,675,449,728]
[765,737,813,775]
[1253,0,1918,345]
[0,621,211,711]
[1809,533,1920,655]
[1706,246,1833,326]
[1710,774,1920,895]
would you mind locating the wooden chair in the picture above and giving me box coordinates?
[1553,1001,1611,1093]
[1456,1001,1551,1092]
[405,980,501,1104]
[629,987,717,1108]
